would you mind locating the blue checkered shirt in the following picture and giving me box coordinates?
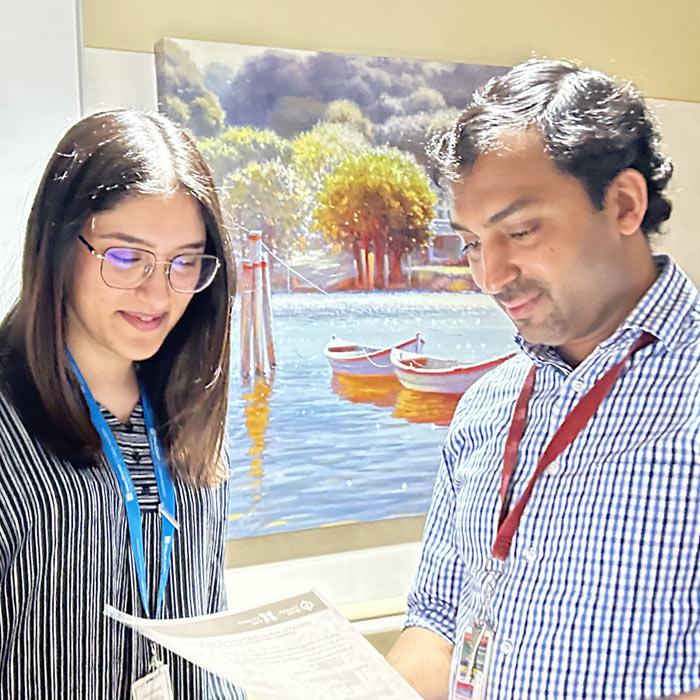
[406,255,700,699]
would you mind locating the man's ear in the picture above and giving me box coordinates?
[605,168,648,236]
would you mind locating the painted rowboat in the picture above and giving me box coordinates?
[390,348,514,395]
[324,333,424,377]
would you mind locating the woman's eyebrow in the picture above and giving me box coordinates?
[95,231,206,251]
[173,240,207,251]
[94,231,155,247]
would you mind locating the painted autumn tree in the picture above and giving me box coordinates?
[290,121,370,193]
[313,148,436,288]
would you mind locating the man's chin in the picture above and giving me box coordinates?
[514,322,562,348]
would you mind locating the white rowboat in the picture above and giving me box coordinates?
[324,333,424,377]
[390,348,514,395]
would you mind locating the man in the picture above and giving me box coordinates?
[387,59,700,699]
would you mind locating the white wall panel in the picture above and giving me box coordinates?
[0,1,81,311]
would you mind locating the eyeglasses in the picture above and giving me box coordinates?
[78,235,221,294]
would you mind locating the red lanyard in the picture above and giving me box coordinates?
[491,332,656,561]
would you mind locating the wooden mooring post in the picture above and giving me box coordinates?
[239,230,276,380]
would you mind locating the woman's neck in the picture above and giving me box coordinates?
[68,344,139,423]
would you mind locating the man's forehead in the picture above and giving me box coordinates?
[447,138,565,231]
[455,132,550,182]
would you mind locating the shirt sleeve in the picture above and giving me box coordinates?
[404,431,465,644]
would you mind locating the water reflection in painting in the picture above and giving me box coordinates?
[332,373,460,427]
[227,291,515,538]
[331,374,401,409]
[393,389,461,427]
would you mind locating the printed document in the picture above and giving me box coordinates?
[105,590,421,700]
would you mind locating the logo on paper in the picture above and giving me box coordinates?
[259,610,278,623]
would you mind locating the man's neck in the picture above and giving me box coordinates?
[558,254,659,367]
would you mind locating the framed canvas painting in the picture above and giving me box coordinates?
[154,39,516,546]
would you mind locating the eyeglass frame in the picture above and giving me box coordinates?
[77,235,221,294]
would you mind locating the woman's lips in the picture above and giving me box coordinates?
[119,311,167,331]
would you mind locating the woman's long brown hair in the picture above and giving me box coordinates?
[0,110,235,486]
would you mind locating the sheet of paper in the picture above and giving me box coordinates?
[105,590,421,700]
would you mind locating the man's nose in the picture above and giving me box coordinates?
[475,241,519,296]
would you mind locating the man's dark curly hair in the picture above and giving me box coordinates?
[429,58,673,237]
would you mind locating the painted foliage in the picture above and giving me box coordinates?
[155,38,515,538]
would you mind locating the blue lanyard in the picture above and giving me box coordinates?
[67,351,177,619]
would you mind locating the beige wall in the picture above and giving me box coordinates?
[648,99,700,284]
[82,0,700,102]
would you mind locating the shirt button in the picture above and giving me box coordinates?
[522,548,537,564]
[501,639,514,656]
[572,379,586,392]
[546,460,560,476]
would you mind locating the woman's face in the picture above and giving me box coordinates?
[66,190,207,369]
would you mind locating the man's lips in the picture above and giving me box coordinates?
[119,311,167,331]
[501,293,542,320]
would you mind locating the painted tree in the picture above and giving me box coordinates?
[223,159,308,258]
[269,96,326,138]
[313,148,436,288]
[188,94,226,138]
[375,107,460,165]
[197,126,291,184]
[324,100,374,141]
[155,39,225,138]
[290,121,370,194]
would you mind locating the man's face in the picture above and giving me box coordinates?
[450,132,638,359]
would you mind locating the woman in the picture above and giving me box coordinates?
[0,110,245,698]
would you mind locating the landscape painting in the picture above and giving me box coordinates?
[155,38,515,539]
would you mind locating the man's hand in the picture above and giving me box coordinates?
[386,626,453,700]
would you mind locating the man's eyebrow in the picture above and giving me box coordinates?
[450,198,535,234]
[487,199,533,226]
[449,218,471,235]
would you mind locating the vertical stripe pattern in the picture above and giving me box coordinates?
[406,256,700,698]
[0,395,245,698]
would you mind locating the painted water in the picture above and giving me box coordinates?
[226,291,516,539]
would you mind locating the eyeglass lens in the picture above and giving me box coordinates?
[101,248,219,292]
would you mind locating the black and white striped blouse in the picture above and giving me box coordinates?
[0,389,245,699]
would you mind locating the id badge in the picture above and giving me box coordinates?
[131,663,174,700]
[452,622,495,700]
